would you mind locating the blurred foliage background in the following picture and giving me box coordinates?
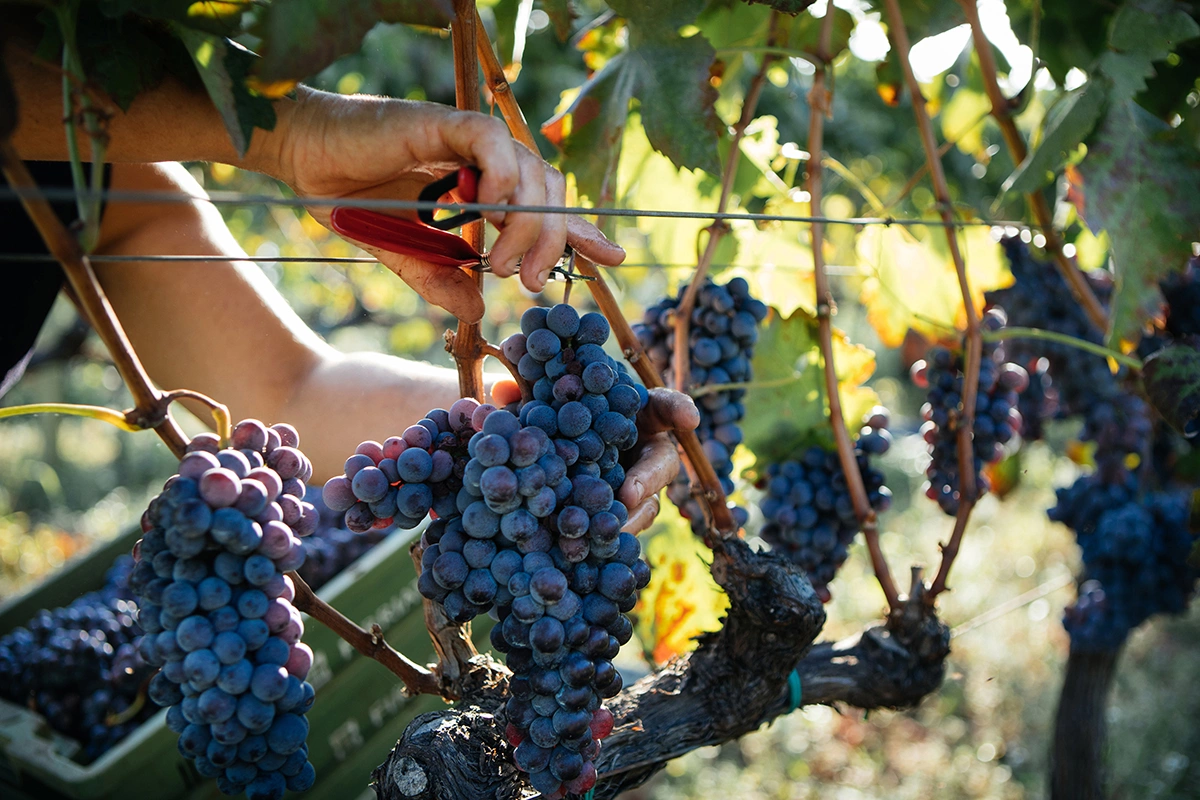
[2,0,1198,798]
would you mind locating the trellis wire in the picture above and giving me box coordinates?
[0,186,1036,231]
[0,252,868,274]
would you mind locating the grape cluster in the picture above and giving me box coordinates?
[633,277,767,532]
[757,411,892,600]
[129,420,318,800]
[1052,477,1197,651]
[911,311,1028,515]
[410,304,650,799]
[985,237,1116,425]
[320,408,477,533]
[1160,255,1200,339]
[0,556,156,762]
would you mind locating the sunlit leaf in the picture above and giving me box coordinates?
[741,308,879,465]
[856,224,1011,348]
[1002,80,1107,196]
[634,503,728,665]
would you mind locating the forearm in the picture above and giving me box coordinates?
[96,163,483,480]
[5,40,291,177]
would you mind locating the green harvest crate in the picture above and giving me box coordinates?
[0,518,489,800]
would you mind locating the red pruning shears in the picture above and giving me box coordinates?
[330,166,589,281]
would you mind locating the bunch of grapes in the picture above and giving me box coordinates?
[985,237,1115,426]
[393,304,649,799]
[1160,255,1200,339]
[633,277,768,532]
[319,408,477,533]
[756,410,892,600]
[1052,479,1197,651]
[0,556,157,762]
[129,420,318,800]
[911,311,1028,516]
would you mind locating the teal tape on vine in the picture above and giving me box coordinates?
[786,670,803,714]
[583,788,596,800]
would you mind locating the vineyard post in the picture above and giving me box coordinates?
[805,6,900,611]
[881,0,982,599]
[958,0,1110,334]
[472,19,739,536]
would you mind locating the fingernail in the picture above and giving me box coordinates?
[537,267,552,288]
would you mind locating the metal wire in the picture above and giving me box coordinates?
[0,185,1036,231]
[0,252,867,273]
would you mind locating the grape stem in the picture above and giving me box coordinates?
[881,0,982,602]
[478,341,533,401]
[287,570,444,697]
[958,0,1110,334]
[475,21,740,536]
[982,327,1142,370]
[806,7,900,612]
[671,11,784,396]
[0,141,190,459]
[158,389,234,442]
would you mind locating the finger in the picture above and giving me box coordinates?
[517,167,568,292]
[487,146,548,277]
[623,493,661,537]
[637,388,701,438]
[425,111,520,229]
[618,433,681,510]
[368,247,485,323]
[490,379,522,406]
[567,215,626,266]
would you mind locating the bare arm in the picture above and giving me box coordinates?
[95,164,688,530]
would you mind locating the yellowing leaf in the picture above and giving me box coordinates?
[856,224,1012,347]
[723,220,816,319]
[634,504,728,665]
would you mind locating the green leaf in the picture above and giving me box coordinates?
[545,0,720,185]
[739,0,816,14]
[1002,79,1108,196]
[252,0,453,82]
[741,309,879,465]
[1077,100,1200,346]
[1141,343,1200,438]
[97,0,245,36]
[1096,0,1200,102]
[174,28,276,157]
[540,0,574,41]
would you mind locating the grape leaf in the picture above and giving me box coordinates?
[739,0,816,14]
[174,28,276,157]
[544,0,721,198]
[633,504,728,665]
[1142,343,1200,438]
[1099,0,1200,102]
[1076,100,1200,346]
[740,308,879,465]
[856,224,1012,348]
[252,0,453,82]
[97,0,245,36]
[1002,79,1108,196]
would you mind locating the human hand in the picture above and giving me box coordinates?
[274,89,625,322]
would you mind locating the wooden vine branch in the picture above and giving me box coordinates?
[472,24,738,535]
[0,140,190,459]
[806,9,900,611]
[1051,648,1119,800]
[288,570,443,697]
[671,10,784,395]
[957,0,1109,334]
[371,541,950,800]
[449,0,487,403]
[881,0,982,600]
[473,7,538,153]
